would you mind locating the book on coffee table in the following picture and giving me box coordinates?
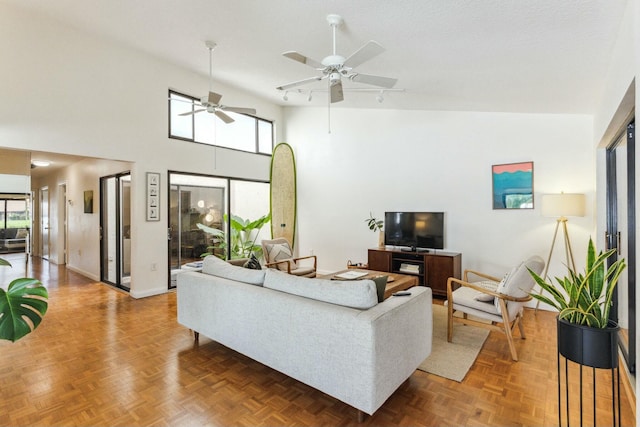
[333,270,369,280]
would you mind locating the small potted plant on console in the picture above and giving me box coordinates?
[365,212,384,248]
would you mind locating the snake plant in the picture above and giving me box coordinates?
[529,238,626,328]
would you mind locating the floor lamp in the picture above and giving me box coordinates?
[536,193,586,310]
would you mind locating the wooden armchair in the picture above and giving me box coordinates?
[261,238,317,278]
[445,256,544,361]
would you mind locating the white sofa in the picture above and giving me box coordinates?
[177,255,433,417]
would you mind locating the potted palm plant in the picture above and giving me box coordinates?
[528,237,626,368]
[0,257,48,342]
[197,213,271,261]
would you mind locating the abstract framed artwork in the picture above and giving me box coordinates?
[492,161,534,209]
[146,172,160,221]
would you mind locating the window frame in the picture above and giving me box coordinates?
[168,89,274,156]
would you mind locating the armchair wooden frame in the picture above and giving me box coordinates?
[447,269,532,361]
[265,255,317,275]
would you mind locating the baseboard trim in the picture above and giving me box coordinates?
[66,265,99,281]
[130,287,169,299]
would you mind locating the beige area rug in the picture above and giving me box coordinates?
[417,304,490,382]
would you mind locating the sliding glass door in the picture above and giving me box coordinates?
[606,119,636,374]
[168,174,228,288]
[168,172,270,289]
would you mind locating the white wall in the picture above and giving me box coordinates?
[0,3,281,297]
[283,107,595,288]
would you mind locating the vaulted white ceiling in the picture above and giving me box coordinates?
[6,0,629,114]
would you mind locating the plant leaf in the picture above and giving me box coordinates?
[0,278,48,342]
[0,258,11,267]
[196,223,224,237]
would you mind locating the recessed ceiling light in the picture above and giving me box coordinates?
[31,160,51,167]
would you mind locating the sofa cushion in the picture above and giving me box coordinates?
[263,269,378,309]
[202,255,265,286]
[264,241,298,271]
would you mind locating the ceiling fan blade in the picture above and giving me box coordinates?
[282,51,323,69]
[207,91,222,105]
[223,107,257,115]
[215,110,235,124]
[330,79,344,103]
[349,73,398,88]
[343,40,385,68]
[179,109,206,116]
[276,76,323,91]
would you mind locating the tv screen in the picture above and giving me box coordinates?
[384,212,444,250]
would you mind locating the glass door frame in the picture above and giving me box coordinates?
[167,170,270,290]
[605,119,636,374]
[99,171,131,291]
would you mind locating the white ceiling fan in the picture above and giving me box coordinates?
[178,41,256,123]
[276,14,398,103]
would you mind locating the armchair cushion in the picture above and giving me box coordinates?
[264,242,298,271]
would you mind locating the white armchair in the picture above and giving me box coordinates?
[445,256,545,361]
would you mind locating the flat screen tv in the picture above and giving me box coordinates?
[384,212,444,251]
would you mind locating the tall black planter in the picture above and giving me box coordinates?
[557,317,619,368]
[556,317,621,427]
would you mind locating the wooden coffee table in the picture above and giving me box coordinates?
[320,269,419,300]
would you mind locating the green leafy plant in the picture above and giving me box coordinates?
[198,213,271,260]
[365,212,383,232]
[528,238,626,328]
[0,258,48,342]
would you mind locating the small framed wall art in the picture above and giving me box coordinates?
[83,190,94,214]
[146,172,160,221]
[492,161,534,209]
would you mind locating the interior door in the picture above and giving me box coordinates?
[40,187,49,260]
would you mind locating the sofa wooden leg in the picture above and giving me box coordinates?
[193,331,199,342]
[357,410,366,423]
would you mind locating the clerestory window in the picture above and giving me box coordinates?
[168,90,274,155]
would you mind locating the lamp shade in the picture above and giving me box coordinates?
[541,193,586,217]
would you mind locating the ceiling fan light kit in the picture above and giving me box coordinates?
[276,14,399,104]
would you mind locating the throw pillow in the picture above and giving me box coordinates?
[494,266,517,314]
[372,275,388,303]
[265,242,298,271]
[495,255,545,315]
[243,253,262,270]
[473,280,498,302]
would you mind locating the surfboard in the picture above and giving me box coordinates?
[270,143,297,247]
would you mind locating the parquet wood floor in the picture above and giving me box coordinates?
[0,254,635,426]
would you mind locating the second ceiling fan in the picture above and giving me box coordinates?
[180,41,256,123]
[277,14,398,103]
